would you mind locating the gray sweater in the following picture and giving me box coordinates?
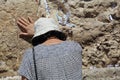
[18,41,82,80]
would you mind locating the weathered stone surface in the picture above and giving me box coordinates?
[0,0,120,79]
[83,67,120,80]
[1,67,120,80]
[0,0,37,77]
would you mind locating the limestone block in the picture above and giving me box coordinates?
[0,0,120,77]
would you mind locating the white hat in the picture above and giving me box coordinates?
[33,18,61,39]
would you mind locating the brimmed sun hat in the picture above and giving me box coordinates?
[32,18,61,39]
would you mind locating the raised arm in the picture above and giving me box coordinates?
[17,17,34,43]
[16,0,39,43]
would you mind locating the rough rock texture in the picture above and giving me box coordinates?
[83,67,120,80]
[0,0,38,76]
[1,67,120,80]
[0,0,120,78]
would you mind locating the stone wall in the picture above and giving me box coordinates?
[83,67,120,80]
[0,0,38,76]
[1,67,120,80]
[0,0,120,78]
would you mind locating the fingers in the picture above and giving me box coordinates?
[19,32,28,38]
[17,21,27,32]
[17,17,34,34]
[17,18,29,27]
[17,17,33,30]
[19,32,28,37]
[28,17,34,23]
[20,17,30,25]
[19,32,33,38]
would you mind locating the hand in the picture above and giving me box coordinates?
[17,17,34,42]
[35,0,38,2]
[35,0,39,5]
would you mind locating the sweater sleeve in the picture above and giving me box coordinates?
[18,49,33,80]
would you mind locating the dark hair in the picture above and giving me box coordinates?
[32,30,67,46]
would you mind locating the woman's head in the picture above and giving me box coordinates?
[32,18,67,46]
[32,30,67,46]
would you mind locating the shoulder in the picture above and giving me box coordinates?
[65,41,82,50]
[66,41,82,47]
[23,48,33,58]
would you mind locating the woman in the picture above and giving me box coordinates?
[17,17,82,80]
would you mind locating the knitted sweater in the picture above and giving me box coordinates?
[18,41,82,80]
